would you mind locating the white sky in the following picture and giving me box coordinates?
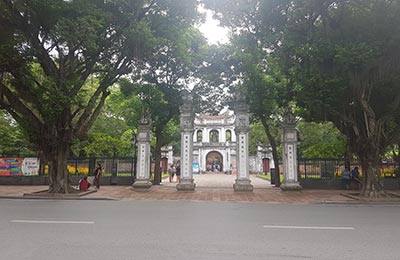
[197,6,229,45]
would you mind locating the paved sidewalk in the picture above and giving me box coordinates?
[163,172,271,188]
[0,173,359,204]
[87,186,354,204]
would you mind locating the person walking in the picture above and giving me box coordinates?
[93,163,102,189]
[175,164,181,183]
[167,164,175,183]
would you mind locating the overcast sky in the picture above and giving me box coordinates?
[197,6,229,45]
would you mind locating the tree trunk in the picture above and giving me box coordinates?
[344,140,352,170]
[359,156,385,198]
[261,118,281,187]
[44,142,72,193]
[42,133,73,194]
[394,143,400,177]
[152,134,163,185]
[37,150,46,175]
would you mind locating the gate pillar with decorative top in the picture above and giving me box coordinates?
[233,100,253,192]
[177,91,196,191]
[281,110,302,191]
[132,113,152,190]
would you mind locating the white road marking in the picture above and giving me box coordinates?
[263,225,354,230]
[11,220,95,224]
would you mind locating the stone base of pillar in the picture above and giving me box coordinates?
[132,179,152,190]
[280,181,302,191]
[176,179,196,191]
[233,179,253,192]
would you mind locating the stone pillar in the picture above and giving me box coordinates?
[281,110,302,191]
[233,102,253,192]
[177,91,196,191]
[132,114,152,190]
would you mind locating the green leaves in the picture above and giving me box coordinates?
[0,0,204,177]
[83,132,130,157]
[253,0,400,163]
[334,43,377,69]
[298,121,346,159]
[0,111,35,157]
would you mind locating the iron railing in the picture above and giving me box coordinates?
[297,158,399,179]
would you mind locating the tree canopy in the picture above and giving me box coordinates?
[205,0,400,196]
[0,0,202,192]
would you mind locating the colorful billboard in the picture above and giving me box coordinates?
[0,158,23,176]
[21,158,40,176]
[0,162,9,176]
[0,158,39,176]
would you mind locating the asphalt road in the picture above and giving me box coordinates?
[0,199,399,260]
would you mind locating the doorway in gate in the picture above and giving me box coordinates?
[262,158,270,174]
[161,157,168,174]
[206,151,223,172]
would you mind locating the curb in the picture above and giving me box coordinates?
[15,188,116,200]
[320,200,400,205]
[0,195,116,201]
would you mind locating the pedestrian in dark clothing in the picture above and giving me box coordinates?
[175,165,181,182]
[351,166,362,188]
[94,163,102,189]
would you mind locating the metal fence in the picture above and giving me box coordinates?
[298,158,399,179]
[298,158,345,179]
[66,157,136,177]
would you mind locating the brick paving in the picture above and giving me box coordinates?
[0,173,357,204]
[86,186,352,204]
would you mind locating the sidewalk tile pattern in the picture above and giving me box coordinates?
[0,173,354,204]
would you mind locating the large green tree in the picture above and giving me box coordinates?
[259,0,400,197]
[207,0,400,197]
[234,38,285,186]
[117,25,207,185]
[0,0,200,193]
[138,28,206,185]
[69,82,135,158]
[109,80,182,180]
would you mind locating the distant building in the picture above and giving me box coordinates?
[163,111,274,174]
[193,111,236,173]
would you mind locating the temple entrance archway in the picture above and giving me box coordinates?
[176,90,253,191]
[206,151,223,172]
